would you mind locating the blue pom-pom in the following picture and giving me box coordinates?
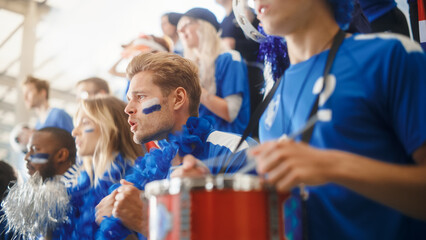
[257,26,290,81]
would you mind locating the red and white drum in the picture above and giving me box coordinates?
[145,174,289,240]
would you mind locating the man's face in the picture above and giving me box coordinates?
[22,83,45,109]
[24,132,59,180]
[254,0,312,36]
[72,112,101,157]
[125,71,175,144]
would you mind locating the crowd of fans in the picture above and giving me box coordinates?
[2,1,425,239]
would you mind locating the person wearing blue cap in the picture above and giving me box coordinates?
[177,7,251,135]
[244,0,426,239]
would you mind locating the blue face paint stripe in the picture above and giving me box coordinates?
[143,104,161,114]
[30,153,49,164]
[84,128,94,133]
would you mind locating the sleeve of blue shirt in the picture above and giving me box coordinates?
[48,108,74,133]
[203,134,258,175]
[215,52,248,99]
[381,41,426,155]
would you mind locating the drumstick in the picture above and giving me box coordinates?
[236,109,332,174]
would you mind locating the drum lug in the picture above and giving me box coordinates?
[268,191,280,240]
[180,190,191,240]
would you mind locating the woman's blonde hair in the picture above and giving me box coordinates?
[181,18,229,95]
[75,96,143,186]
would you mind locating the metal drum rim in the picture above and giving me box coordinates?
[144,174,266,198]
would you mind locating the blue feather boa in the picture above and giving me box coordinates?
[52,153,132,240]
[98,116,214,240]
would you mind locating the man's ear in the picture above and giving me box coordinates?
[55,148,70,163]
[173,87,187,110]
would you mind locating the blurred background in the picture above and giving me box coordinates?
[0,0,410,168]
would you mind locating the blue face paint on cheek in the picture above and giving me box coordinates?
[84,128,94,133]
[141,98,162,115]
[143,104,161,114]
[30,153,49,164]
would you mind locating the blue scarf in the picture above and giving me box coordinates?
[98,116,214,240]
[52,153,132,239]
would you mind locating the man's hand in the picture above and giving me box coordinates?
[95,190,118,225]
[249,140,335,192]
[112,179,148,236]
[170,154,210,178]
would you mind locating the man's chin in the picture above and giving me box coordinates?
[134,135,147,145]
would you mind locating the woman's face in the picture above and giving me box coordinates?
[177,16,200,49]
[72,112,101,157]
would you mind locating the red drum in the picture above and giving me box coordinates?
[145,174,289,240]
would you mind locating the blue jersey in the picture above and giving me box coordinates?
[358,0,397,21]
[259,33,426,239]
[199,129,257,174]
[35,108,74,133]
[199,51,250,134]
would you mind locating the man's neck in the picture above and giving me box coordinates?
[35,102,50,122]
[172,113,189,133]
[286,10,340,64]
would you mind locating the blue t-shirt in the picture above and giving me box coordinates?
[358,0,397,22]
[199,51,251,134]
[259,33,426,239]
[35,108,74,133]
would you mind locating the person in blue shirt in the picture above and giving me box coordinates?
[358,0,410,36]
[2,127,76,239]
[22,76,73,133]
[177,8,251,135]
[247,0,426,239]
[95,52,255,240]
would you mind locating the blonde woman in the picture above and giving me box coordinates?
[52,96,143,239]
[178,8,250,134]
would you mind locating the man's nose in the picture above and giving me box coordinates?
[24,152,31,162]
[125,102,136,115]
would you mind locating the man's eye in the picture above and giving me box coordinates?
[137,95,145,101]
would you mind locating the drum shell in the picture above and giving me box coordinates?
[146,175,289,240]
